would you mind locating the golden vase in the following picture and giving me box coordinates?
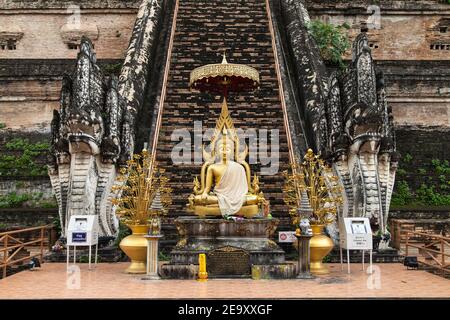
[310,224,334,275]
[119,224,150,274]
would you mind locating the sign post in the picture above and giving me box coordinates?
[339,217,373,274]
[66,215,99,271]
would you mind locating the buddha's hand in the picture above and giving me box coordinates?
[200,193,208,204]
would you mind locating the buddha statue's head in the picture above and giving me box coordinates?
[214,133,235,163]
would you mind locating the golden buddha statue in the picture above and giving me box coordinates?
[187,99,266,218]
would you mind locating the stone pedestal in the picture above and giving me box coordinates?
[142,235,163,280]
[295,234,314,279]
[160,217,296,279]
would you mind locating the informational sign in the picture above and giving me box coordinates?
[339,217,372,250]
[278,231,296,243]
[72,232,87,243]
[67,215,99,246]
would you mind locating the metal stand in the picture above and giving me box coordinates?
[142,235,163,280]
[66,244,98,271]
[295,234,314,279]
[340,247,373,274]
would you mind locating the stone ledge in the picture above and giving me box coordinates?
[306,0,450,13]
[0,59,124,78]
[0,0,142,10]
[160,263,297,279]
[328,248,401,263]
[251,263,297,279]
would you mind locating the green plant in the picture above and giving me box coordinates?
[0,192,56,208]
[416,184,450,206]
[15,181,26,188]
[52,215,62,238]
[0,138,50,177]
[391,180,413,206]
[40,200,58,208]
[0,123,6,129]
[307,20,350,68]
[392,156,450,208]
[158,251,171,262]
[0,192,31,208]
[417,168,426,175]
[403,153,413,163]
[431,159,450,175]
[102,63,123,75]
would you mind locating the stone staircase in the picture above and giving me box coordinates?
[154,0,291,231]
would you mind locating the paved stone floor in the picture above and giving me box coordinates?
[0,263,448,299]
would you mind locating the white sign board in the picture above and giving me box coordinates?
[67,215,99,246]
[278,231,296,243]
[339,217,372,250]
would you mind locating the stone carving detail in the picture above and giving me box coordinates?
[48,37,128,238]
[48,0,165,239]
[0,30,23,50]
[60,23,99,48]
[280,0,398,233]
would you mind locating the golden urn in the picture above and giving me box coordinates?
[309,224,334,274]
[283,149,343,275]
[112,149,172,274]
[120,224,150,274]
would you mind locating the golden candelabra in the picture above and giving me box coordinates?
[112,148,172,226]
[283,149,343,226]
[283,149,343,275]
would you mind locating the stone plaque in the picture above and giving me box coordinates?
[206,246,251,277]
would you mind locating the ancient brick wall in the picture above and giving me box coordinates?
[377,60,450,128]
[0,12,136,59]
[306,1,450,211]
[0,59,123,131]
[306,0,450,62]
[395,126,450,191]
[155,0,290,224]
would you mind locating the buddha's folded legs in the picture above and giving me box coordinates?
[192,194,259,206]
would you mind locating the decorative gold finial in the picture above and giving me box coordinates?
[222,51,228,64]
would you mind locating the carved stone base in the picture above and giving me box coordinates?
[160,217,294,279]
[251,264,297,279]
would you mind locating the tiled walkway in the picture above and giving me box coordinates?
[0,263,448,299]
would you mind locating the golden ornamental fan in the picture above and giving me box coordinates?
[283,149,343,226]
[111,149,172,226]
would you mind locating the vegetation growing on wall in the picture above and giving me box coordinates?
[392,156,450,208]
[0,138,50,177]
[101,62,123,75]
[307,20,351,68]
[0,192,57,208]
